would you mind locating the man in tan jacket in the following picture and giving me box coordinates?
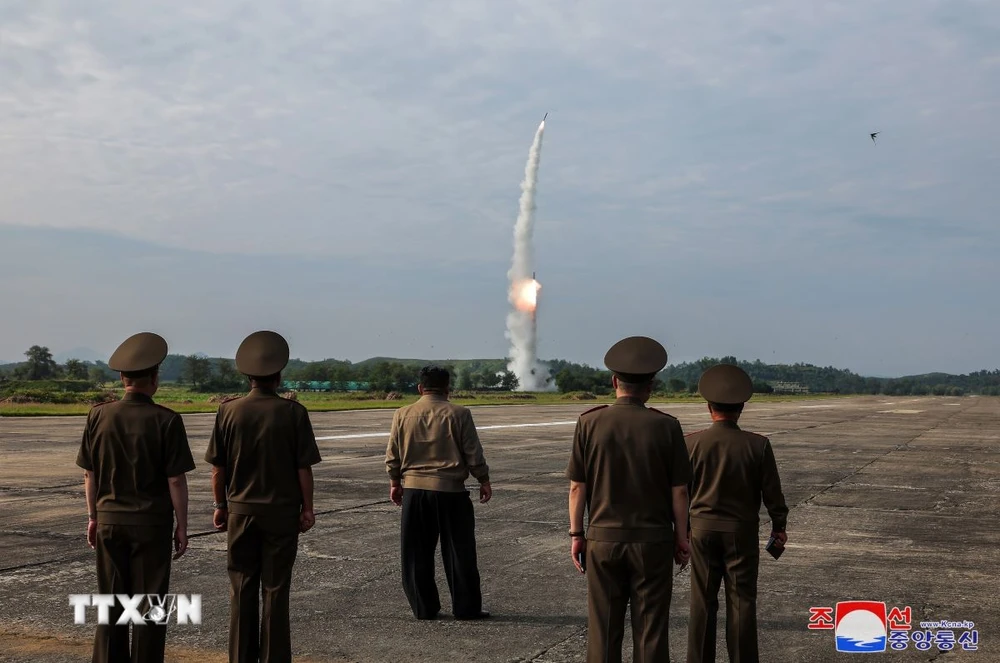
[386,365,493,620]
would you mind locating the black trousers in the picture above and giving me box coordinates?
[400,488,482,619]
[93,524,172,663]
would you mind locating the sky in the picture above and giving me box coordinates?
[1,0,999,376]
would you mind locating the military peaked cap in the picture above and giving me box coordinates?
[235,330,290,377]
[698,364,754,404]
[604,336,667,382]
[108,332,168,373]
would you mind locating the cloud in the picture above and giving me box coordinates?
[1,1,999,374]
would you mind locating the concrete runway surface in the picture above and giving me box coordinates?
[1,396,997,662]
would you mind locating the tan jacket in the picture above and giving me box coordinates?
[385,394,490,492]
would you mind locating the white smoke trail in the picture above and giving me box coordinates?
[505,119,552,391]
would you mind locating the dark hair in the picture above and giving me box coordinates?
[616,377,652,394]
[419,365,450,392]
[708,401,744,414]
[121,365,159,380]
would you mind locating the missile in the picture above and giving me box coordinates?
[542,113,547,122]
[532,271,536,280]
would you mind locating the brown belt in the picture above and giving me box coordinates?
[228,501,301,518]
[689,516,759,533]
[586,525,674,542]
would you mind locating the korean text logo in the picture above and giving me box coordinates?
[808,601,978,652]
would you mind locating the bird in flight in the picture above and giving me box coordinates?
[870,131,879,144]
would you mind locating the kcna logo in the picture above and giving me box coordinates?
[834,601,889,652]
[809,601,979,653]
[70,594,202,626]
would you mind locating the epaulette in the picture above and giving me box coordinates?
[647,407,677,419]
[151,401,185,415]
[90,400,114,409]
[579,404,609,416]
[279,394,304,407]
[210,395,242,410]
[684,428,708,438]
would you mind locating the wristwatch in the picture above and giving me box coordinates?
[212,501,228,510]
[569,530,585,538]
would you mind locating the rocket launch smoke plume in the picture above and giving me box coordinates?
[505,118,552,391]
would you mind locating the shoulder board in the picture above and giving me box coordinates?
[579,404,609,416]
[281,396,310,412]
[90,400,114,409]
[647,407,677,419]
[684,428,708,438]
[151,402,183,415]
[221,395,242,404]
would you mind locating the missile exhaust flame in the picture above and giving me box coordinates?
[512,279,541,313]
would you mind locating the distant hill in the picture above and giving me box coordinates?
[353,357,507,370]
[3,348,1000,396]
[54,347,105,363]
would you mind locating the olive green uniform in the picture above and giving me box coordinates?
[685,422,788,663]
[76,392,195,663]
[206,387,321,663]
[567,397,692,663]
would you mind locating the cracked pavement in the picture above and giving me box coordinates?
[1,396,997,661]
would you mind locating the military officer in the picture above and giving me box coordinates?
[76,332,196,663]
[566,336,692,663]
[685,364,789,663]
[205,330,322,663]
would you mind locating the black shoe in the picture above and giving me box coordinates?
[455,610,491,620]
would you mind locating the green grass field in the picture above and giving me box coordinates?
[0,384,836,417]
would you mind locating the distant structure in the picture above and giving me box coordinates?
[771,381,810,394]
[282,380,372,392]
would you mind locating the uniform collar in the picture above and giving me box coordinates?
[711,419,741,430]
[249,387,278,398]
[614,396,646,407]
[420,393,448,402]
[122,391,154,404]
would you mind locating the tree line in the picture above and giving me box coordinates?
[4,345,1000,396]
[0,346,115,385]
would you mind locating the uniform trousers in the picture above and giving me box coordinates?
[687,528,760,663]
[400,488,482,619]
[93,523,173,663]
[585,539,674,663]
[227,512,300,663]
